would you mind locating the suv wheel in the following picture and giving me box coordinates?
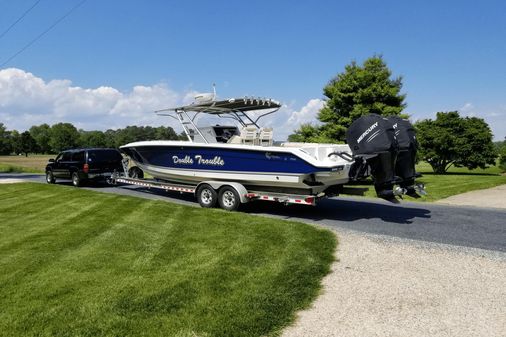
[72,172,81,187]
[46,171,55,184]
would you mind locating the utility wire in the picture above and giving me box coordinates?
[0,0,87,68]
[0,0,42,41]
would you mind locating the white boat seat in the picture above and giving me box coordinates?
[259,127,273,146]
[227,135,242,144]
[240,126,258,145]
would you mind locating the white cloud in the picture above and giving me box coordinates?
[0,68,326,141]
[0,68,183,131]
[260,99,325,140]
[287,98,324,126]
[459,102,476,116]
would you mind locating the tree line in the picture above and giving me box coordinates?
[289,56,503,173]
[0,122,184,156]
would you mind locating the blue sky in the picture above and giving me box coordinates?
[0,0,505,139]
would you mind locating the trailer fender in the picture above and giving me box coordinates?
[196,181,250,203]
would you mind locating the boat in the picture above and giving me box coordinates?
[119,91,425,200]
[119,94,355,195]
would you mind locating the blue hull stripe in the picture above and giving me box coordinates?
[130,145,334,174]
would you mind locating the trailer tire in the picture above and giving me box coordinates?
[218,186,241,211]
[128,167,144,179]
[196,184,218,208]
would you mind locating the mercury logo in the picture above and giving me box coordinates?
[357,122,378,143]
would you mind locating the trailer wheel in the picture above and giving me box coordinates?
[218,186,240,211]
[128,167,144,179]
[196,184,217,208]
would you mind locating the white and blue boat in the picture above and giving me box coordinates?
[120,94,355,195]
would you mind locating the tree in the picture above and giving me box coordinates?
[29,124,52,153]
[290,56,406,142]
[415,111,497,173]
[49,123,80,152]
[0,123,13,155]
[287,123,323,143]
[9,130,21,155]
[79,130,107,148]
[154,126,178,140]
[499,138,506,172]
[19,131,37,156]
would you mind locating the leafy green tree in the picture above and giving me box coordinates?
[290,56,406,142]
[0,123,13,155]
[415,111,497,173]
[49,123,80,152]
[9,130,21,155]
[287,123,323,142]
[155,126,178,140]
[19,131,37,156]
[499,142,506,172]
[29,124,52,153]
[79,130,107,148]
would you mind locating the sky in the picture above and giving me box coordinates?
[0,0,505,140]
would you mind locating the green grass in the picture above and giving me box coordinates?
[0,154,52,173]
[0,183,335,337]
[345,161,506,202]
[0,163,42,173]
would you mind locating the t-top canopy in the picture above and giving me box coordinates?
[156,97,282,114]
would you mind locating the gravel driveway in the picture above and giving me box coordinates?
[437,184,506,209]
[282,230,506,337]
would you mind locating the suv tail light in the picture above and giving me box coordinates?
[83,163,89,173]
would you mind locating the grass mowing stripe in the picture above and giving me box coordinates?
[0,183,335,337]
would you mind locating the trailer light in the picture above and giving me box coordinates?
[83,163,89,173]
[304,197,315,204]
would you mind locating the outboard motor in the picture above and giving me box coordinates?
[346,114,401,200]
[389,116,422,197]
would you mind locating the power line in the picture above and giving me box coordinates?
[0,0,87,68]
[0,0,42,41]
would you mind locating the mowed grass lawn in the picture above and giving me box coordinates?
[0,183,335,337]
[0,155,53,173]
[345,161,506,202]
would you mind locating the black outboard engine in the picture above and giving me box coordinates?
[389,116,421,197]
[346,114,401,200]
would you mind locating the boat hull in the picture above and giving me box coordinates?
[120,142,351,194]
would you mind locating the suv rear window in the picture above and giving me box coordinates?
[87,149,122,163]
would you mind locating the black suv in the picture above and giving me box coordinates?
[46,148,123,187]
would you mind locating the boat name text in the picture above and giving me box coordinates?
[172,155,225,166]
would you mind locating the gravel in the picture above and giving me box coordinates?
[282,230,506,337]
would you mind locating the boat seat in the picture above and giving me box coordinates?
[259,127,273,146]
[227,135,242,144]
[240,126,258,145]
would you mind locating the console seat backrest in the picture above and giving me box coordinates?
[258,127,273,146]
[240,126,258,145]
